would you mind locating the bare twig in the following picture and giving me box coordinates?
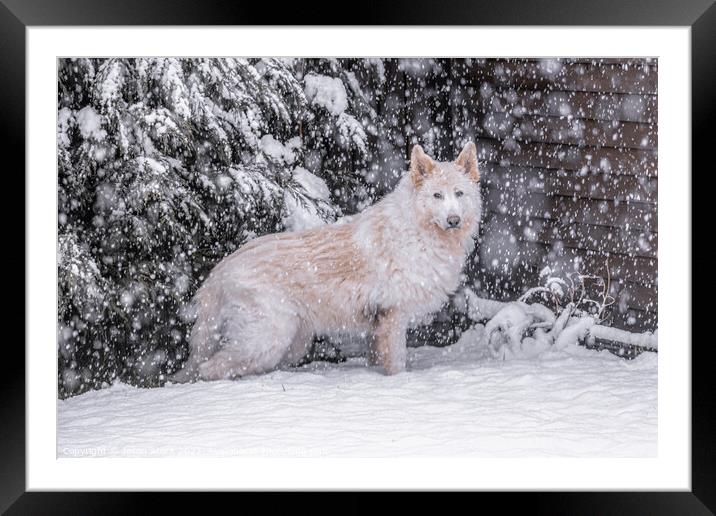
[518,286,551,303]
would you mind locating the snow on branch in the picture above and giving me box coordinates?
[454,261,657,359]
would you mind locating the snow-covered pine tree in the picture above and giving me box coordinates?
[57,57,390,397]
[293,58,400,212]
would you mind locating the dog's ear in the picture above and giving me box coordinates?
[410,144,436,186]
[455,141,480,182]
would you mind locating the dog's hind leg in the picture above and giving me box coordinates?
[168,313,221,383]
[198,313,301,380]
[280,323,314,367]
[168,281,229,383]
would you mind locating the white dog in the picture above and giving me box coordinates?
[172,142,482,381]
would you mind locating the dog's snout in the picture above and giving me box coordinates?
[447,215,461,228]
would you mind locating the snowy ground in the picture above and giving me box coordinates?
[58,327,657,458]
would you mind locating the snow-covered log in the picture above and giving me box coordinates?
[452,287,508,321]
[588,325,658,351]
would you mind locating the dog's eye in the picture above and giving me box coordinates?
[433,193,443,199]
[455,190,464,198]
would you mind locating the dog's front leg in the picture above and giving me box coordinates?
[370,308,407,375]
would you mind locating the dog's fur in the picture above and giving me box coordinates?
[171,142,482,382]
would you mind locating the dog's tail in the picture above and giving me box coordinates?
[168,289,222,384]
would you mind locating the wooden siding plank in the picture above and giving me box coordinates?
[607,309,657,332]
[471,88,657,124]
[486,213,658,259]
[483,188,658,231]
[510,57,657,69]
[468,59,658,95]
[535,242,655,285]
[562,58,657,68]
[476,237,657,289]
[550,245,657,286]
[476,137,658,177]
[611,280,658,313]
[482,163,658,204]
[475,112,657,150]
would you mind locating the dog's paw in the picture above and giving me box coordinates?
[167,367,199,384]
[198,353,240,381]
[383,361,406,375]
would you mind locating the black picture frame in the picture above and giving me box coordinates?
[3,0,713,513]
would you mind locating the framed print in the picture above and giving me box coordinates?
[4,0,714,512]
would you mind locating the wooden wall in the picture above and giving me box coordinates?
[454,58,657,331]
[378,58,658,332]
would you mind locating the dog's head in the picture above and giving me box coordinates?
[409,142,482,233]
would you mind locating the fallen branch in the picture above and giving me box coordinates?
[456,286,657,354]
[588,324,658,352]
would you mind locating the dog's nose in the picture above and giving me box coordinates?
[447,215,461,228]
